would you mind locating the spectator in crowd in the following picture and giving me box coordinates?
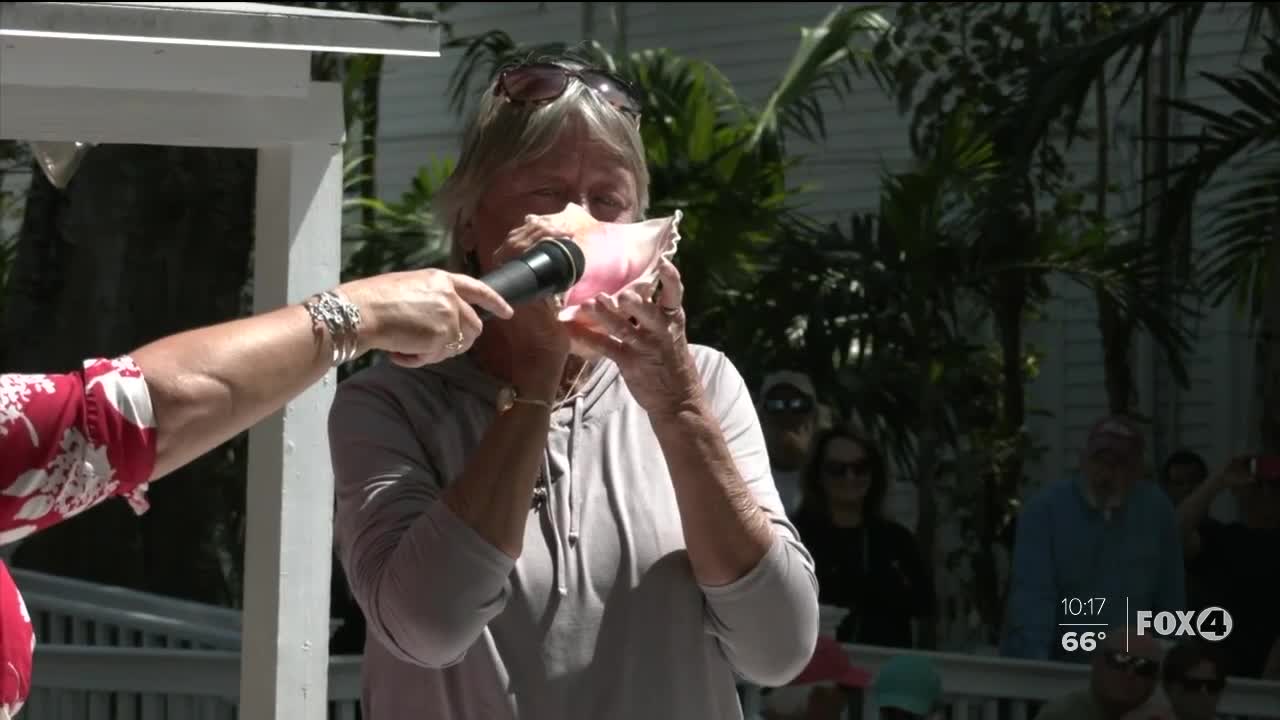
[1034,627,1164,720]
[1160,450,1216,610]
[758,371,821,516]
[1175,456,1280,678]
[793,426,934,649]
[1160,450,1210,507]
[1160,640,1227,720]
[1002,415,1185,661]
[871,655,943,719]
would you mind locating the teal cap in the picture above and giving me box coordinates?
[872,655,942,715]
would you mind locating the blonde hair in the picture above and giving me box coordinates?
[434,61,650,271]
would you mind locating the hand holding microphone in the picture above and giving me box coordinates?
[339,269,513,367]
[336,219,586,369]
[472,235,585,321]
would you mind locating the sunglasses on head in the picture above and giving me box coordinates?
[1171,675,1225,694]
[764,396,814,415]
[494,62,643,118]
[1103,650,1160,677]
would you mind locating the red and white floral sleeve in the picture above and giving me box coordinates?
[0,356,158,716]
[0,356,158,541]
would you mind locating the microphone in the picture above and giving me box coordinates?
[475,237,586,320]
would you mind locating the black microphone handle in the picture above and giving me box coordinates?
[473,259,558,321]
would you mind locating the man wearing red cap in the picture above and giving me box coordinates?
[1002,415,1186,662]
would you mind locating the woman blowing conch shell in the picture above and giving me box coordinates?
[329,58,818,720]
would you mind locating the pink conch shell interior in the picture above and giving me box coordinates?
[529,203,682,322]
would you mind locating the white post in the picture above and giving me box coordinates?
[242,117,344,719]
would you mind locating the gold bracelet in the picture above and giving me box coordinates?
[496,386,553,414]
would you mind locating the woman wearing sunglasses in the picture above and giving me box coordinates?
[329,58,819,720]
[791,426,934,650]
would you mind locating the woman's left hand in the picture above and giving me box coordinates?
[567,258,704,417]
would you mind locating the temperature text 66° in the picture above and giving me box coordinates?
[1061,630,1106,652]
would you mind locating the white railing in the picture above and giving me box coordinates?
[27,644,1280,720]
[15,568,341,650]
[17,578,1279,720]
[846,645,1280,720]
[24,647,362,720]
[11,569,242,634]
[23,591,241,650]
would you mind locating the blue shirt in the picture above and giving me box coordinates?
[1000,477,1185,661]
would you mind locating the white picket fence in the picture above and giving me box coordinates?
[14,569,1280,720]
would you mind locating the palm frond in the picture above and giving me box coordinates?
[1137,54,1280,311]
[751,4,893,153]
[1243,2,1280,53]
[1010,2,1205,164]
[1197,163,1279,314]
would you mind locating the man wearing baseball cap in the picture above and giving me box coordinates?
[758,371,822,516]
[872,655,943,719]
[1002,415,1186,662]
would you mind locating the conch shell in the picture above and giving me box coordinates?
[530,203,682,323]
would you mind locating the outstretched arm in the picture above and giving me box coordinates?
[136,271,511,481]
[0,269,511,538]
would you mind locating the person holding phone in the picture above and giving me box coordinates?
[1175,455,1280,678]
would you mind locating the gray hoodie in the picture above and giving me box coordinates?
[330,343,819,720]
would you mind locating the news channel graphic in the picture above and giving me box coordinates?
[1056,597,1234,655]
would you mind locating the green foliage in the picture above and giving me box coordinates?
[748,110,1003,472]
[1160,40,1280,318]
[1012,1,1278,323]
[751,4,892,155]
[342,157,456,279]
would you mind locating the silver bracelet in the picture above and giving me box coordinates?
[302,289,363,366]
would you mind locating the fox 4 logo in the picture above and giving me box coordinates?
[1136,606,1233,642]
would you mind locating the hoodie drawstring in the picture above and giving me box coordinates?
[566,396,583,546]
[541,450,568,597]
[543,396,585,598]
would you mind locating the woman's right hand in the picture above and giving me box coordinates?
[339,268,514,367]
[477,217,574,394]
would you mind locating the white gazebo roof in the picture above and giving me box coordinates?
[0,1,442,56]
[0,3,441,718]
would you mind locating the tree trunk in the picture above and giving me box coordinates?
[1260,210,1280,453]
[914,381,941,650]
[979,265,1029,644]
[4,145,255,604]
[1093,67,1139,415]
